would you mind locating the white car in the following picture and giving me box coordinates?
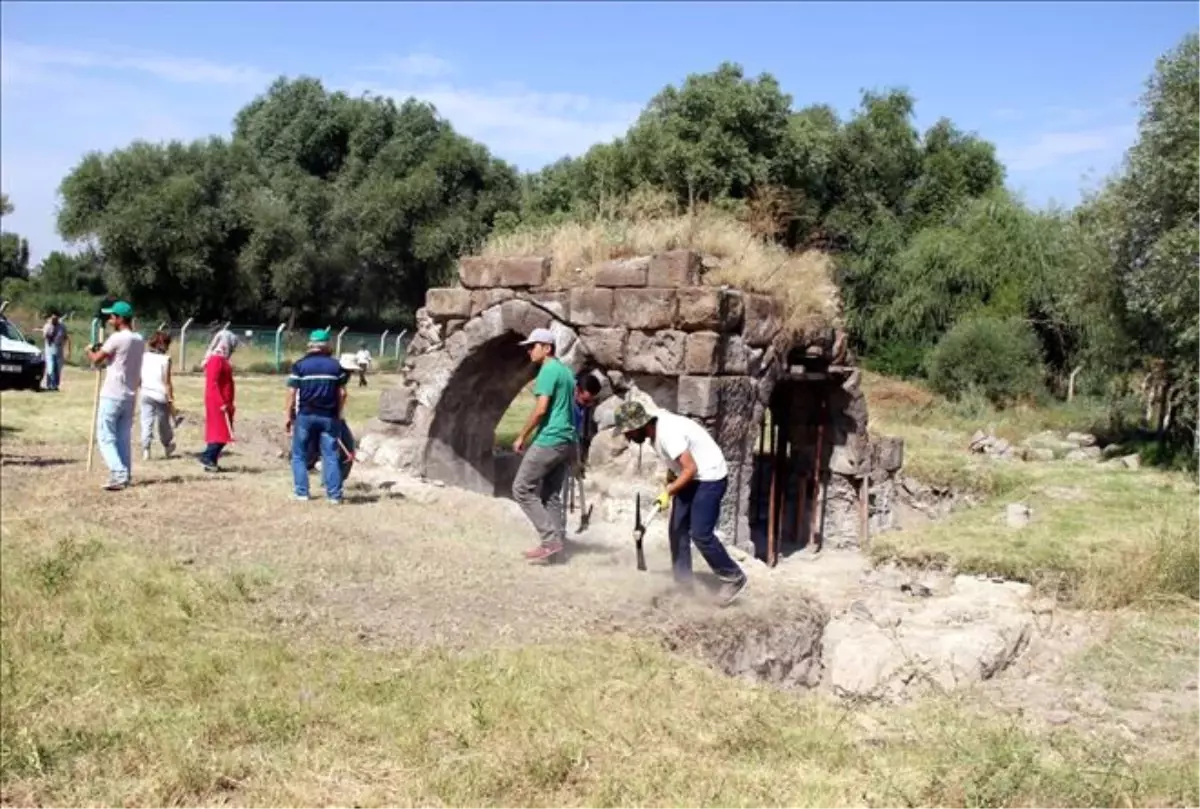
[0,316,47,391]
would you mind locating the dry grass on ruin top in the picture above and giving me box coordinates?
[484,203,840,335]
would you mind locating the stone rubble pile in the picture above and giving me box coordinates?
[969,429,1142,469]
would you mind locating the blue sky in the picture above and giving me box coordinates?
[1,0,1195,264]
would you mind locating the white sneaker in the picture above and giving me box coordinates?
[142,449,150,461]
[292,494,310,502]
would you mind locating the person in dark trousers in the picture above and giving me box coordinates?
[200,329,237,472]
[286,329,349,503]
[42,311,71,391]
[572,373,602,474]
[511,327,576,563]
[612,400,748,607]
[354,342,372,387]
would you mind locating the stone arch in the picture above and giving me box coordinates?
[369,296,605,498]
[360,250,906,558]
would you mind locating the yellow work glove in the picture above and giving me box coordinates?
[655,491,671,512]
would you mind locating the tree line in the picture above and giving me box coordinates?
[0,33,1195,451]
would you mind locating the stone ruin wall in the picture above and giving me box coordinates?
[356,249,904,556]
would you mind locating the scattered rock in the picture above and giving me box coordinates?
[1121,453,1142,470]
[900,582,932,598]
[1064,446,1102,462]
[1021,447,1056,463]
[823,576,1033,702]
[1065,432,1098,447]
[968,431,1014,459]
[1101,443,1127,460]
[1006,503,1032,528]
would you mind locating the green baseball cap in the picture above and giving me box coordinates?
[101,300,134,318]
[309,328,331,343]
[612,400,654,435]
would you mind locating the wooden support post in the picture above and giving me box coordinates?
[755,416,768,524]
[767,416,779,567]
[808,395,828,553]
[858,475,870,549]
[775,421,789,566]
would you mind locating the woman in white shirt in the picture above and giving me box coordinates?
[139,330,177,460]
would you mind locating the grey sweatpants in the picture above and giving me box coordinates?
[512,442,572,547]
[140,397,175,451]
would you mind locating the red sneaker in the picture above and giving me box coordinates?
[524,542,564,563]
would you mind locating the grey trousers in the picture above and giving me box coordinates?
[512,442,572,547]
[140,398,175,451]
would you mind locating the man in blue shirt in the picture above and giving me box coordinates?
[286,329,350,503]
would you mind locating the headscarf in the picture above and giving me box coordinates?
[204,329,239,361]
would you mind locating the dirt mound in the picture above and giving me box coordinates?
[662,601,827,690]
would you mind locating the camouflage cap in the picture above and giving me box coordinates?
[612,400,654,435]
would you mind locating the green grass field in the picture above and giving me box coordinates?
[1,367,1196,807]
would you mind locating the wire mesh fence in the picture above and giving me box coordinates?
[5,310,412,376]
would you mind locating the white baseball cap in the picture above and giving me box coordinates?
[518,327,556,347]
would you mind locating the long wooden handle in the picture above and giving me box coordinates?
[86,363,102,473]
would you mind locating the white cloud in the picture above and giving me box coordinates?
[359,52,456,79]
[0,40,642,264]
[998,123,1135,172]
[350,81,641,167]
[0,40,270,87]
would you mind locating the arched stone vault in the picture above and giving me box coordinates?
[357,250,905,560]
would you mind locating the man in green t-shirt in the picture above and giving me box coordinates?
[512,327,577,563]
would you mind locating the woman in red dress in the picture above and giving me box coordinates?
[200,330,238,472]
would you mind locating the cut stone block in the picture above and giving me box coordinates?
[648,250,701,287]
[425,288,472,320]
[625,330,685,375]
[569,288,615,327]
[614,288,677,330]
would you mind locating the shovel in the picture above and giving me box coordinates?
[633,492,664,572]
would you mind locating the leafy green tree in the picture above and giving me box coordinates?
[1110,33,1198,379]
[0,231,30,281]
[626,62,793,207]
[0,193,30,282]
[1077,32,1199,448]
[57,75,521,326]
[925,315,1045,405]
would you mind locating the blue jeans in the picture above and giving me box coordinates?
[291,412,343,500]
[200,442,226,466]
[45,352,62,390]
[96,396,134,482]
[667,478,744,584]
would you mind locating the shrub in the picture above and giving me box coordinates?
[925,316,1044,406]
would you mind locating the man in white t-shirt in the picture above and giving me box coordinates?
[85,300,145,491]
[41,312,71,391]
[613,400,747,606]
[354,343,371,387]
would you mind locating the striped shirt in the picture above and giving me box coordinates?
[287,353,349,417]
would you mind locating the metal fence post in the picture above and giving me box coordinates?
[379,329,389,357]
[0,300,8,315]
[394,329,408,361]
[179,317,194,370]
[275,323,287,372]
[335,325,349,357]
[90,317,101,345]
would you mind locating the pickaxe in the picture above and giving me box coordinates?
[633,492,664,572]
